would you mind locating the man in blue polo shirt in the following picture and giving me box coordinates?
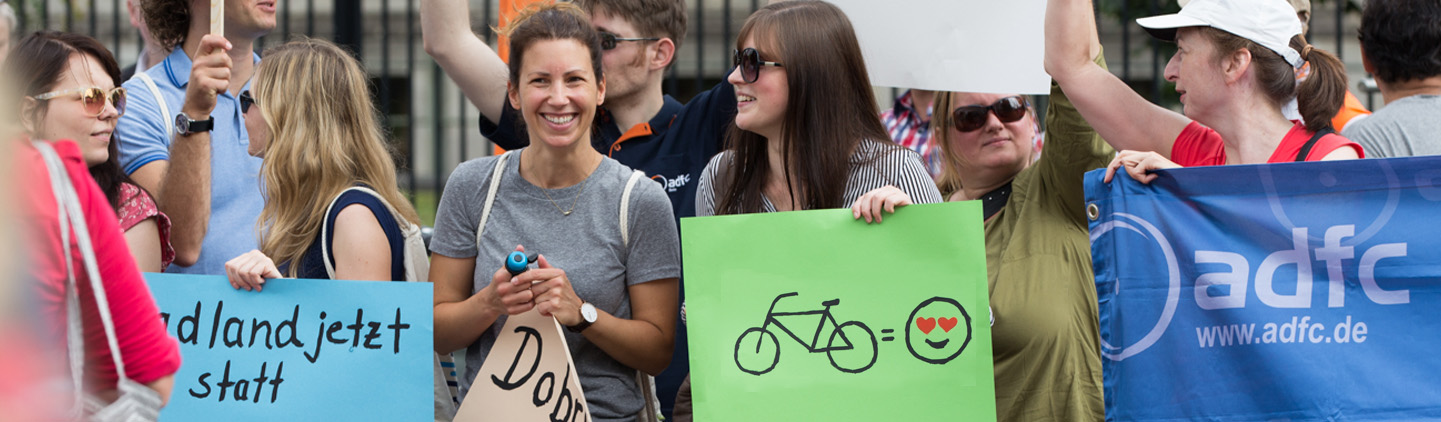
[118,0,276,274]
[422,0,735,221]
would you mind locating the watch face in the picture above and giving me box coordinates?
[581,303,598,323]
[175,114,189,133]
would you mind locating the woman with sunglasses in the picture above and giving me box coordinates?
[848,50,1117,422]
[7,31,177,273]
[428,4,680,420]
[696,0,940,218]
[220,39,421,293]
[1046,0,1360,184]
[7,30,181,406]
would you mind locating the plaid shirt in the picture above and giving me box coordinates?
[880,90,941,179]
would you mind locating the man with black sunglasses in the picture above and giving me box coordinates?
[422,0,738,418]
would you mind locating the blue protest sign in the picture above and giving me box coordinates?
[1087,157,1441,420]
[144,274,432,420]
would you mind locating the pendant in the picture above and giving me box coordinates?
[563,211,572,216]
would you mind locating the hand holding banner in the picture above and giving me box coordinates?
[1088,157,1441,420]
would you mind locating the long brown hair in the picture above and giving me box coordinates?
[252,39,420,277]
[6,31,143,212]
[714,0,892,214]
[1198,28,1347,133]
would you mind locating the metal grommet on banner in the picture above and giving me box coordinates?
[1087,203,1100,221]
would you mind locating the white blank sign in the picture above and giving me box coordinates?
[827,0,1050,95]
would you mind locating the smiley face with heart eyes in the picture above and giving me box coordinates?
[905,297,971,364]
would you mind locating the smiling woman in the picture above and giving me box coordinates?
[428,3,681,421]
[7,31,175,273]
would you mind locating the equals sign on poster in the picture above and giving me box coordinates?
[881,329,895,342]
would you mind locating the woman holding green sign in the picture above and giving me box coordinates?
[850,30,1117,422]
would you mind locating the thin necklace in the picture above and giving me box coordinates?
[542,171,591,216]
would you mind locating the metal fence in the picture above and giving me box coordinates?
[9,0,1371,222]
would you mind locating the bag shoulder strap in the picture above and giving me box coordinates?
[131,72,173,139]
[619,170,645,247]
[1294,128,1336,162]
[476,151,514,248]
[36,141,134,403]
[320,186,415,279]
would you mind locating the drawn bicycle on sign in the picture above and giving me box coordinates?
[733,293,973,375]
[734,292,878,375]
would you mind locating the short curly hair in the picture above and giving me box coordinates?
[143,0,190,49]
[1359,0,1441,84]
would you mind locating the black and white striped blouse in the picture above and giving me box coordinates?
[694,139,943,216]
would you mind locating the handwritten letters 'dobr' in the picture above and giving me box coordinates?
[455,309,592,422]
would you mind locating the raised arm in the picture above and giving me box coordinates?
[1044,0,1189,157]
[420,0,510,122]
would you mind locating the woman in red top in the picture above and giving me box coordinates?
[15,138,181,404]
[1044,0,1363,184]
[9,32,176,271]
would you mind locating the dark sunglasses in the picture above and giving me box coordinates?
[732,48,783,84]
[240,90,257,113]
[598,32,660,50]
[30,87,127,117]
[951,96,1028,132]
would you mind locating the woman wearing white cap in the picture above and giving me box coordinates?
[1045,0,1363,184]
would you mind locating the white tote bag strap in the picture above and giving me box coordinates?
[476,151,514,247]
[37,142,134,401]
[130,72,173,139]
[320,185,431,283]
[619,170,645,247]
[616,169,660,422]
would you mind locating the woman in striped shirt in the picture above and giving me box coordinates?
[695,0,940,218]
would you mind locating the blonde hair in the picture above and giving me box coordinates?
[252,39,419,277]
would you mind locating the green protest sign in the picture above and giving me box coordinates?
[682,202,995,420]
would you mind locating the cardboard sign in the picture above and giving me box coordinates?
[144,274,433,420]
[682,202,997,420]
[455,310,591,422]
[827,0,1050,94]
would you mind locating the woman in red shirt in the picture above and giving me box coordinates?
[1044,0,1363,184]
[8,31,180,407]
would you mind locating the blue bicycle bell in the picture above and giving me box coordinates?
[506,251,537,276]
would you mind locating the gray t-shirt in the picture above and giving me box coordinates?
[1341,94,1441,158]
[430,150,681,421]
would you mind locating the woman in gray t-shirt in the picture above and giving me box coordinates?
[427,4,681,421]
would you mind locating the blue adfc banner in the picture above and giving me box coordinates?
[144,274,432,420]
[1086,157,1441,420]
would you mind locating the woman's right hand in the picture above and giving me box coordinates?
[224,250,281,292]
[852,185,914,223]
[1103,150,1181,184]
[478,245,536,315]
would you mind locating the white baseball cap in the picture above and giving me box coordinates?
[1137,0,1304,68]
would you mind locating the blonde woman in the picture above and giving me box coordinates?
[224,39,420,288]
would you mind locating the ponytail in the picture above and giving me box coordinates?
[1292,36,1348,133]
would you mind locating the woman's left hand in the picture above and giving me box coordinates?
[518,254,586,326]
[1104,150,1181,184]
[224,250,282,292]
[851,185,914,223]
